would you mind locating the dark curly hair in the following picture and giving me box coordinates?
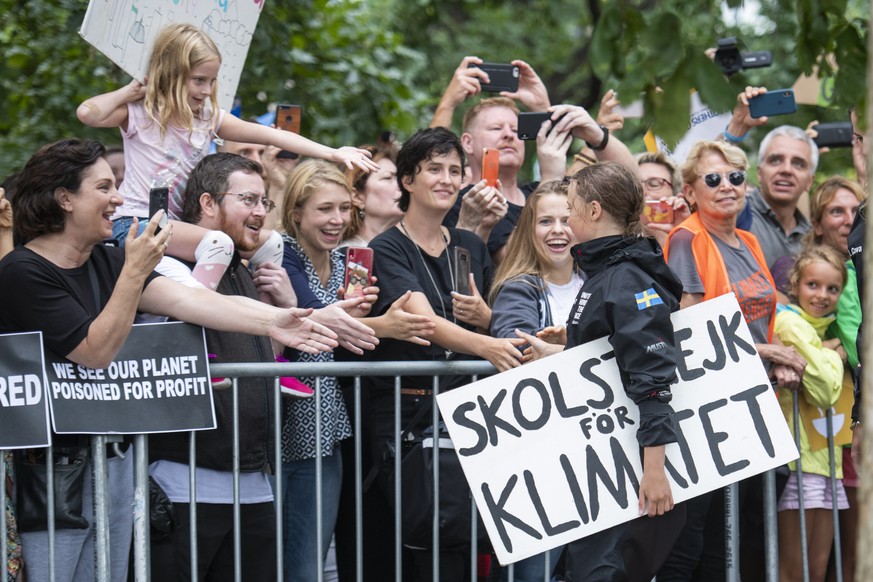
[395,127,465,212]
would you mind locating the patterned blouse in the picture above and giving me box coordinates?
[279,235,353,462]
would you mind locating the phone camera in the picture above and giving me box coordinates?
[512,67,519,78]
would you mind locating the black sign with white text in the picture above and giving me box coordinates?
[0,332,51,448]
[44,322,216,434]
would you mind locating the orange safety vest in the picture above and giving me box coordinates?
[665,213,776,341]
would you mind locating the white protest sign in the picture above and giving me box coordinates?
[80,0,265,110]
[44,321,216,434]
[437,294,798,565]
[0,332,51,449]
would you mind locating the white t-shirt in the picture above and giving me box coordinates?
[116,102,225,220]
[546,272,584,327]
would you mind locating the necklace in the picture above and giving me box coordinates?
[400,220,456,359]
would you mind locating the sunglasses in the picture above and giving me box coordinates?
[701,171,746,189]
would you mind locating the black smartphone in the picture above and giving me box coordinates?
[467,63,520,93]
[148,187,169,234]
[749,89,797,119]
[452,247,472,295]
[275,104,303,160]
[517,111,560,140]
[812,121,854,149]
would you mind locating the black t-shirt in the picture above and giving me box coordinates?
[443,182,539,256]
[365,226,491,392]
[0,244,160,358]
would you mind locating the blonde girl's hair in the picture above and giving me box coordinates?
[788,244,848,302]
[490,180,570,302]
[282,159,353,238]
[144,24,221,138]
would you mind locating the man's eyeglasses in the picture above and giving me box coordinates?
[219,192,276,212]
[701,171,746,189]
[643,177,672,191]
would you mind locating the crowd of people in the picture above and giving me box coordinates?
[1,21,869,582]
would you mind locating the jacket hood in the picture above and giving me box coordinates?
[572,235,683,301]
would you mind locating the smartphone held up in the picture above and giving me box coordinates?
[275,104,303,159]
[343,247,374,299]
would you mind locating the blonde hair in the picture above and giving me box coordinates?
[681,141,748,186]
[490,180,570,302]
[144,24,221,138]
[282,160,353,238]
[788,244,847,301]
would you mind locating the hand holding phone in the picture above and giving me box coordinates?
[452,247,472,295]
[643,200,673,225]
[149,187,169,234]
[466,63,520,93]
[275,104,303,160]
[812,121,854,149]
[482,148,499,188]
[343,247,374,299]
[749,89,796,119]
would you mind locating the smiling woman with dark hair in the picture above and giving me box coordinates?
[0,138,337,580]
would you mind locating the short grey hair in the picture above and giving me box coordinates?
[757,125,819,174]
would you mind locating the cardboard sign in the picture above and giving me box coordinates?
[44,322,216,434]
[437,294,799,565]
[0,332,51,449]
[80,0,265,110]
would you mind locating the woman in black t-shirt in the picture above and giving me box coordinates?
[363,128,523,581]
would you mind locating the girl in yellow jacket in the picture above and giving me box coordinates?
[775,244,848,582]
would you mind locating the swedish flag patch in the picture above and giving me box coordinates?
[635,288,663,310]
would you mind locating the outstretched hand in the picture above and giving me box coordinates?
[269,307,339,355]
[383,291,436,346]
[451,275,492,330]
[310,302,378,355]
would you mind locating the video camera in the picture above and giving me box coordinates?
[714,37,772,76]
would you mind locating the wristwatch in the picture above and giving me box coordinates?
[586,124,610,152]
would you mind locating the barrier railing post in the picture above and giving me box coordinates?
[132,434,150,581]
[274,376,284,580]
[232,377,242,582]
[91,435,110,582]
[189,431,198,579]
[316,375,325,582]
[47,446,56,582]
[354,376,364,582]
[432,374,440,581]
[394,375,402,582]
[725,482,740,582]
[827,409,843,582]
[792,393,810,582]
[762,469,779,581]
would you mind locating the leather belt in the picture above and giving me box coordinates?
[399,388,433,397]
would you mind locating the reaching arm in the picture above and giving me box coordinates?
[66,216,169,368]
[77,79,144,129]
[549,104,637,174]
[217,114,378,173]
[0,188,12,261]
[431,56,489,129]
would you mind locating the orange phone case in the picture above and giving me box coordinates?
[643,200,673,224]
[482,148,499,188]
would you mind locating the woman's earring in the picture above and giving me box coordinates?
[358,208,366,220]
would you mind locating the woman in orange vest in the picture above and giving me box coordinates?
[657,140,807,580]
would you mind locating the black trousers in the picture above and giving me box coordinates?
[150,501,277,582]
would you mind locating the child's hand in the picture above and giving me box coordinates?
[333,146,379,173]
[127,79,147,102]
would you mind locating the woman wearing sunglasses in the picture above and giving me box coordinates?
[658,140,807,579]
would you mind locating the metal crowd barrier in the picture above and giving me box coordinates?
[0,362,850,582]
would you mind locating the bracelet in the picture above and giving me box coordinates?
[723,125,748,143]
[586,124,610,152]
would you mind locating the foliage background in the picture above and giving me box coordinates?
[0,0,868,184]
